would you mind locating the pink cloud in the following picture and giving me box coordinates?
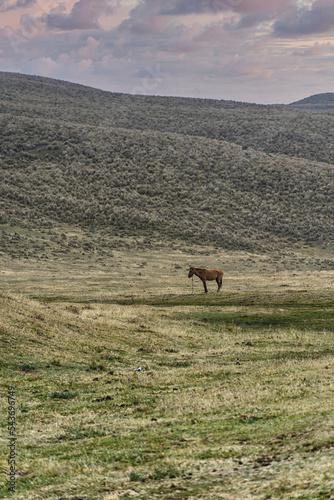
[45,0,114,30]
[77,36,99,59]
[299,41,334,57]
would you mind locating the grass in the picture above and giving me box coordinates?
[0,262,334,498]
[1,71,334,498]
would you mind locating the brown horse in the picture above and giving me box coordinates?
[188,267,223,294]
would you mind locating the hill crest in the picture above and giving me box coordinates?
[290,92,334,105]
[289,92,334,113]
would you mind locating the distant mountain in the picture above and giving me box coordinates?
[0,72,333,259]
[289,93,334,113]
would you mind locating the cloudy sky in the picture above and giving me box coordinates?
[0,0,333,103]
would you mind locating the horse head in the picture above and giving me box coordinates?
[188,267,195,278]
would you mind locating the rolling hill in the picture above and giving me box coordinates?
[0,72,333,260]
[289,92,334,113]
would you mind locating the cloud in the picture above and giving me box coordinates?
[116,0,168,36]
[159,0,291,17]
[0,0,35,12]
[0,0,334,104]
[45,0,114,30]
[273,0,334,36]
[299,41,334,57]
[159,0,236,15]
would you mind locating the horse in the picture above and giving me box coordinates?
[188,267,223,294]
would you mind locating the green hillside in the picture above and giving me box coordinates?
[0,72,333,259]
[289,92,334,113]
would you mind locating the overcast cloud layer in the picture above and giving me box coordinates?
[0,0,333,103]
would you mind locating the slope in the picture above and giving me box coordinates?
[0,72,333,259]
[289,92,334,113]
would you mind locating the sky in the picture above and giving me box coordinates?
[0,0,333,104]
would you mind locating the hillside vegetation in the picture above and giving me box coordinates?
[0,72,333,259]
[290,92,334,113]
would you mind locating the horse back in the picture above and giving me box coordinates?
[198,268,223,280]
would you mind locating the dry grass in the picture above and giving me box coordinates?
[1,250,334,499]
[1,245,333,301]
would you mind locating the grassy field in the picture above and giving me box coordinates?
[1,251,334,499]
[1,73,333,498]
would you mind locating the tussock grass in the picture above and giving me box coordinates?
[1,279,333,499]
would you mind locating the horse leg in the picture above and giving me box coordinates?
[201,279,208,293]
[219,273,224,291]
[216,277,220,292]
